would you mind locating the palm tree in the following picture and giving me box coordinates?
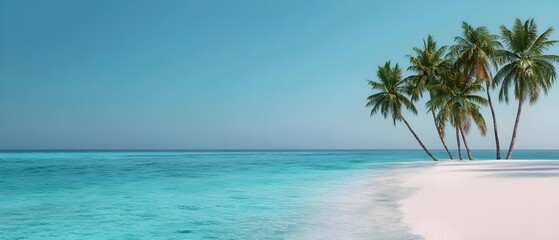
[494,18,559,159]
[428,67,488,160]
[406,35,454,159]
[449,22,503,159]
[367,61,439,161]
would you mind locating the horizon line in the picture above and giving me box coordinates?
[1,148,558,152]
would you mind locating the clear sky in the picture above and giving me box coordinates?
[1,0,558,150]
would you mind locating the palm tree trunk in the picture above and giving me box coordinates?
[506,99,523,159]
[460,127,474,160]
[431,110,454,159]
[400,114,438,161]
[456,127,463,160]
[486,82,501,159]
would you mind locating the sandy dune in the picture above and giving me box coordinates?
[399,160,559,240]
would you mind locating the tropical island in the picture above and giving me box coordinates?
[367,18,559,239]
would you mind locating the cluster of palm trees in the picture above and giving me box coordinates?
[366,18,559,161]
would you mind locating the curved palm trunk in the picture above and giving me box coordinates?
[460,127,474,160]
[456,127,463,160]
[400,114,438,161]
[431,111,454,159]
[506,100,523,159]
[486,82,501,159]
[429,93,454,160]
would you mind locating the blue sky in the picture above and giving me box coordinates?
[1,0,558,150]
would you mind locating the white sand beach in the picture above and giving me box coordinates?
[399,160,559,240]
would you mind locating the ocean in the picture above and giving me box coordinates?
[1,150,558,239]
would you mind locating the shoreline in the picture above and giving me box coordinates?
[397,160,559,240]
[288,162,423,239]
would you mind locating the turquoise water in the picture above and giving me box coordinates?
[1,150,558,239]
